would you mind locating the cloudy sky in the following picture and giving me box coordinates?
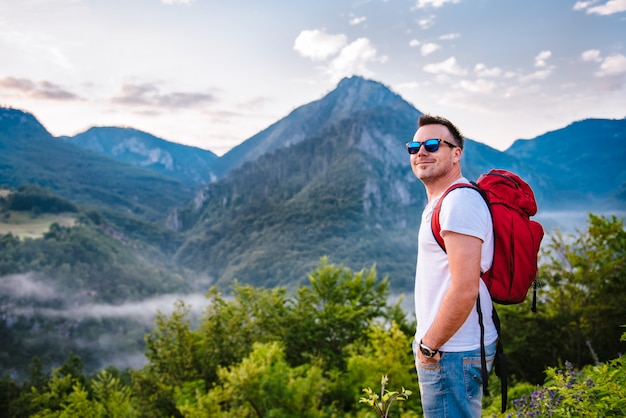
[1,0,625,155]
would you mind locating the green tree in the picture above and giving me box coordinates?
[196,284,290,383]
[344,322,419,416]
[284,257,390,371]
[500,214,626,385]
[177,341,328,418]
[132,300,199,418]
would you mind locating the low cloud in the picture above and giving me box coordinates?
[111,83,215,109]
[0,76,81,101]
[0,273,57,301]
[38,293,210,325]
[1,273,210,326]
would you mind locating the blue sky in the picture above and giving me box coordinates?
[1,0,625,155]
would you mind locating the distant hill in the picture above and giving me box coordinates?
[0,107,195,222]
[506,118,626,208]
[65,126,217,188]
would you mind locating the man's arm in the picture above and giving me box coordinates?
[419,231,482,362]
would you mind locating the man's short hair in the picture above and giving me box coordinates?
[418,114,464,149]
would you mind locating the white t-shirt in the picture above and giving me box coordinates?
[414,178,498,352]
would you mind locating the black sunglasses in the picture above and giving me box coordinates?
[405,138,457,154]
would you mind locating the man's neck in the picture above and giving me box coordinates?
[424,171,464,203]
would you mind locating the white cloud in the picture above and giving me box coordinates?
[573,1,598,11]
[349,15,367,26]
[326,38,385,81]
[421,42,440,56]
[294,29,348,61]
[474,63,503,77]
[595,54,626,76]
[423,56,467,76]
[534,50,552,67]
[519,68,553,82]
[440,33,460,40]
[0,76,80,101]
[162,0,194,4]
[111,83,215,109]
[418,15,436,29]
[414,0,460,8]
[294,30,385,81]
[582,49,603,62]
[458,78,497,94]
[409,39,421,47]
[586,0,626,15]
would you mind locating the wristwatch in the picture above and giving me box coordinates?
[419,340,439,358]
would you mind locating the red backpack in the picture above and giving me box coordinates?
[430,169,544,413]
[431,169,544,307]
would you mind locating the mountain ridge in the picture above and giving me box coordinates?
[65,126,217,188]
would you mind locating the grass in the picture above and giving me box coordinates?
[0,211,77,239]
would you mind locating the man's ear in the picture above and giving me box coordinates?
[454,148,462,162]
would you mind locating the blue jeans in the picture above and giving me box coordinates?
[414,340,496,418]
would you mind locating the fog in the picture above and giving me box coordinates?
[535,209,626,235]
[1,273,211,325]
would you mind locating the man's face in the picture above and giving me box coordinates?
[409,124,459,183]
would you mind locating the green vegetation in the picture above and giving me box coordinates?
[0,186,193,376]
[0,108,195,222]
[360,375,412,418]
[0,185,78,238]
[174,117,421,291]
[1,214,625,416]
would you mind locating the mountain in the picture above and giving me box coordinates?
[172,77,625,291]
[0,107,195,222]
[209,77,416,179]
[65,126,217,188]
[506,118,626,208]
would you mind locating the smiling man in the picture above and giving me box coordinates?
[408,114,498,417]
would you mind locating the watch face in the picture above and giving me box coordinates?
[420,345,436,357]
[420,344,435,357]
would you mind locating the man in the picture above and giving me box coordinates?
[408,114,498,417]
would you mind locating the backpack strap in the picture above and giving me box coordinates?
[431,181,508,412]
[431,181,487,252]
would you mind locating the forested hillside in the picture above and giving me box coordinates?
[0,107,195,222]
[0,186,194,375]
